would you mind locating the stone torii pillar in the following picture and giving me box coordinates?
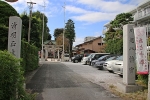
[57,49,60,61]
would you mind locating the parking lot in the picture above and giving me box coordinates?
[61,61,123,90]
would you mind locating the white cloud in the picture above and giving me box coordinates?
[75,0,136,13]
[7,0,50,13]
[94,32,101,37]
[65,0,143,24]
[66,5,91,14]
[73,37,84,46]
[72,12,117,23]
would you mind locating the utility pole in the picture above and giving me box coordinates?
[41,1,46,61]
[27,1,36,43]
[148,69,150,100]
[62,2,66,62]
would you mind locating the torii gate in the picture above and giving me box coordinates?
[43,44,63,61]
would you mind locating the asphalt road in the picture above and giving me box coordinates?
[26,62,122,100]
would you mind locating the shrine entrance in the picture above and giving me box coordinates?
[43,44,63,61]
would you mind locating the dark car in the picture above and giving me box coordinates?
[72,54,83,63]
[87,53,110,66]
[94,55,116,70]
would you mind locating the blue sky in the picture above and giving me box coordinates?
[8,0,146,46]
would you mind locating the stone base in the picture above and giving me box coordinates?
[117,82,143,93]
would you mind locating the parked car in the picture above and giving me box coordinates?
[81,53,91,65]
[104,55,122,72]
[116,57,140,78]
[114,60,123,76]
[94,55,117,70]
[91,55,112,67]
[72,54,83,63]
[87,53,110,66]
[113,60,123,75]
[64,54,70,61]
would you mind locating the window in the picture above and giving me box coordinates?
[138,10,142,18]
[98,43,103,45]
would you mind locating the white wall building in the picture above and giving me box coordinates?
[130,0,150,26]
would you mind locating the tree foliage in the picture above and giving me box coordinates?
[0,1,19,50]
[53,28,64,40]
[56,33,69,51]
[21,11,51,49]
[65,19,76,56]
[104,13,133,54]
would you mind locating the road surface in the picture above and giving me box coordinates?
[26,61,122,100]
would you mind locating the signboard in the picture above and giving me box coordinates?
[134,27,148,74]
[8,16,22,58]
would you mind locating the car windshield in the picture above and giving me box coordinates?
[106,56,115,61]
[106,56,119,61]
[98,55,108,60]
[87,54,93,58]
[116,56,123,61]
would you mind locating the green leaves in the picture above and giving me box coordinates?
[104,13,133,55]
[65,19,76,54]
[0,1,19,50]
[0,50,23,100]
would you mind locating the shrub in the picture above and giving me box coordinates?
[138,74,148,86]
[21,40,39,73]
[0,50,35,100]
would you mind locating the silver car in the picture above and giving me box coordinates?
[93,55,114,69]
[81,53,91,65]
[104,55,122,72]
[113,60,123,75]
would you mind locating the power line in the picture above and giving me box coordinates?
[27,1,36,43]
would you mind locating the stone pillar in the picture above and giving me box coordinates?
[123,24,136,85]
[58,49,60,61]
[117,24,143,93]
[45,49,48,61]
[8,16,22,59]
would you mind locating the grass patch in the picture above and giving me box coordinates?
[108,83,148,100]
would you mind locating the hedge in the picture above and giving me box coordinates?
[0,50,36,100]
[21,40,39,73]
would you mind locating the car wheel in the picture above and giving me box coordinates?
[98,66,103,70]
[108,70,114,73]
[85,61,87,65]
[119,74,123,77]
[75,60,78,63]
[89,62,91,66]
[91,63,93,66]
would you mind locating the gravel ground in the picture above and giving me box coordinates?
[60,62,123,90]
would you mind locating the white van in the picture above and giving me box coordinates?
[63,54,70,61]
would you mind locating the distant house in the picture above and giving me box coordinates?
[74,36,105,54]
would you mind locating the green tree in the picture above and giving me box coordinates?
[21,11,51,49]
[20,14,29,40]
[104,13,133,54]
[56,33,69,51]
[32,11,51,47]
[0,1,19,50]
[53,28,64,40]
[65,19,76,56]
